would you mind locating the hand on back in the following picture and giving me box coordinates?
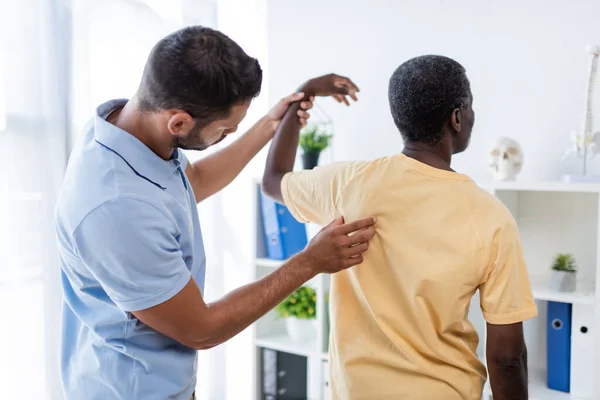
[299,216,376,275]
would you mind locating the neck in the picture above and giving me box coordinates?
[107,96,174,160]
[402,141,454,172]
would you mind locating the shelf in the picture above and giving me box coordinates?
[483,368,568,400]
[530,277,595,305]
[255,333,317,358]
[479,180,600,193]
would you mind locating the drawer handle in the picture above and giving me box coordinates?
[278,370,287,378]
[581,326,588,334]
[278,388,287,395]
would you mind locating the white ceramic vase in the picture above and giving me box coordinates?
[285,317,316,343]
[549,271,577,292]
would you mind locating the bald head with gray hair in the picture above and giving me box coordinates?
[388,55,472,147]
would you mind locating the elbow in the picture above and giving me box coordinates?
[488,346,527,369]
[192,342,218,351]
[185,335,221,351]
[261,174,282,202]
[180,325,223,351]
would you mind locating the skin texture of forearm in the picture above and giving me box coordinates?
[188,116,274,202]
[197,253,315,349]
[487,349,528,400]
[262,99,305,203]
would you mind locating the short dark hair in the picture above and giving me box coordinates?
[138,26,262,124]
[388,55,471,146]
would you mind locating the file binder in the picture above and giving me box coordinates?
[260,191,308,260]
[570,303,595,398]
[261,348,307,399]
[547,301,571,393]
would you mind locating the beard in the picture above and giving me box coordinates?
[174,120,210,151]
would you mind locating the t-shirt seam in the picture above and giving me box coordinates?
[482,306,538,317]
[397,155,471,182]
[282,173,307,222]
[456,182,487,279]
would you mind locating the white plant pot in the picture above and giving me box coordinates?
[549,271,577,292]
[285,317,316,343]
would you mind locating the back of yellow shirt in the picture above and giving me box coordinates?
[281,154,537,400]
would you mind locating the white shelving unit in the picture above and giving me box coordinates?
[252,180,600,400]
[475,181,599,400]
[251,182,330,400]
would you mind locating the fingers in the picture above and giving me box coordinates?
[297,110,310,119]
[333,76,359,104]
[325,216,345,228]
[335,216,376,235]
[281,92,305,106]
[336,95,350,106]
[299,100,313,110]
[297,109,310,127]
[338,76,360,94]
[343,254,364,268]
[342,226,376,247]
[348,91,358,102]
[342,242,369,258]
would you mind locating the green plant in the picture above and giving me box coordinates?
[299,125,332,153]
[552,253,577,272]
[275,286,317,319]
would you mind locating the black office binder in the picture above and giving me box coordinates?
[261,348,307,400]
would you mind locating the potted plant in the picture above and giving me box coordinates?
[275,286,317,343]
[550,253,577,292]
[299,125,333,170]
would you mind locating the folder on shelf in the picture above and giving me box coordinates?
[261,348,307,399]
[570,303,595,398]
[260,191,308,260]
[546,301,571,393]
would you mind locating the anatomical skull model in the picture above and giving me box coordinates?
[488,137,523,181]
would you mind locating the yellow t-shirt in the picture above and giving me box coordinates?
[281,153,538,400]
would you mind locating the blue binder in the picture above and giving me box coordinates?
[259,191,308,260]
[547,301,572,393]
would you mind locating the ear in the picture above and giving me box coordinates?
[449,108,463,133]
[166,111,195,136]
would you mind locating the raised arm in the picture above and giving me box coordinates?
[185,93,312,203]
[262,74,359,203]
[486,322,528,400]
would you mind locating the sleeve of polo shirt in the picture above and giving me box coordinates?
[479,212,538,325]
[281,161,356,226]
[73,197,192,312]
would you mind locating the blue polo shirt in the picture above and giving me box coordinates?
[55,99,206,400]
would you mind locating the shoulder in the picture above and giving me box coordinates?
[57,134,167,236]
[463,183,518,238]
[72,196,176,242]
[286,159,382,186]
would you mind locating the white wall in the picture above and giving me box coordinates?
[266,0,600,183]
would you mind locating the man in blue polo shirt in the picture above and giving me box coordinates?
[55,26,371,400]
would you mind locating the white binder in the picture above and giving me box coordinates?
[570,303,595,399]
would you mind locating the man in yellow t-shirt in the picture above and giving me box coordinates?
[262,57,538,400]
